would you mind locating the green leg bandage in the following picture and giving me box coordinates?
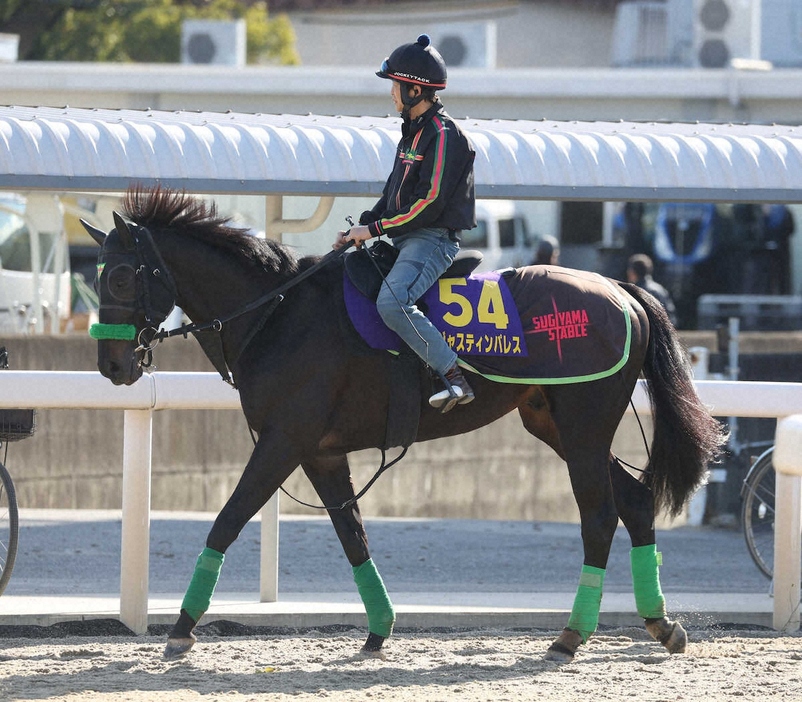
[631,544,667,619]
[567,565,606,643]
[180,547,225,623]
[353,559,395,638]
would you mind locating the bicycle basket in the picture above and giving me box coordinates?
[0,409,36,441]
[0,346,36,441]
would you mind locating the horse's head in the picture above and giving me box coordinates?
[82,213,177,385]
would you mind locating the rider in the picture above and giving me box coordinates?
[333,34,477,413]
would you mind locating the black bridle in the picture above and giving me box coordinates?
[91,218,354,384]
[91,221,178,369]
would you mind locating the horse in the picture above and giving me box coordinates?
[82,185,725,663]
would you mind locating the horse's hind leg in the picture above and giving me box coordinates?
[545,447,619,662]
[610,456,687,654]
[522,382,627,663]
[302,454,395,657]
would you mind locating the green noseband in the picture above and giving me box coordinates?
[89,323,137,341]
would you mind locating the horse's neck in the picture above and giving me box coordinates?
[155,232,282,331]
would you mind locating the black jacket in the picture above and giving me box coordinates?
[360,101,476,238]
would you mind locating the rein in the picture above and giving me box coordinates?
[91,239,354,385]
[245,425,409,512]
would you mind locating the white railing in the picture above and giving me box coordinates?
[0,371,799,634]
[772,416,802,632]
[0,371,277,635]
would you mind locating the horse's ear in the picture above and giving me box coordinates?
[80,219,107,247]
[113,211,136,251]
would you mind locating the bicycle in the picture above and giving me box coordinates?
[0,443,20,596]
[0,346,36,597]
[703,318,792,581]
[740,446,777,580]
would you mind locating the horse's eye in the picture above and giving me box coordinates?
[106,265,137,302]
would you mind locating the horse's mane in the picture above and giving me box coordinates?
[121,185,300,278]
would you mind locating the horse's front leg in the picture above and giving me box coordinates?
[609,456,687,655]
[302,454,395,658]
[164,430,301,659]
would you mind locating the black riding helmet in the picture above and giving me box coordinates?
[376,34,447,112]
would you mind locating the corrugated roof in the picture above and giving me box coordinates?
[0,105,800,202]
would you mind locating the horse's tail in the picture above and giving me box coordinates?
[621,282,727,517]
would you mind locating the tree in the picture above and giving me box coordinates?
[0,0,298,64]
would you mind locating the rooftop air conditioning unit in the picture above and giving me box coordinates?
[611,1,669,67]
[760,0,802,67]
[431,21,497,69]
[693,0,760,67]
[181,19,246,67]
[0,33,19,63]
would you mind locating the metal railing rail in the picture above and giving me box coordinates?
[0,371,799,634]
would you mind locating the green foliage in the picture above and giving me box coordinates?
[27,0,298,64]
[0,1,25,24]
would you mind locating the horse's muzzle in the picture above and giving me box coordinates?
[98,343,144,385]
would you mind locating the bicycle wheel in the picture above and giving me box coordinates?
[741,449,775,579]
[0,460,19,596]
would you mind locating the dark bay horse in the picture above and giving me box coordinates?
[83,186,725,662]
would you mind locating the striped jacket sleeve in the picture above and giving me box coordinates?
[368,115,451,238]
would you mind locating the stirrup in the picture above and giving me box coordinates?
[429,381,464,413]
[429,367,473,413]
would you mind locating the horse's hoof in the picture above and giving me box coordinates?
[163,635,196,660]
[645,617,687,654]
[360,632,387,660]
[544,628,583,663]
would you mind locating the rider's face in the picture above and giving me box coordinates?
[390,81,404,113]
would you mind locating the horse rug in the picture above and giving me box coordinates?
[344,265,632,384]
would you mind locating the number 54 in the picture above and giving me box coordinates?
[438,279,510,330]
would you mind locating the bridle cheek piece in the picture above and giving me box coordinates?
[92,224,178,370]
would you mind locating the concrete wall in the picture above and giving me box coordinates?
[1,333,656,523]
[6,332,800,522]
[289,1,618,70]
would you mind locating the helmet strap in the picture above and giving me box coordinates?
[400,82,426,115]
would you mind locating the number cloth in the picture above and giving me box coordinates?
[344,265,631,384]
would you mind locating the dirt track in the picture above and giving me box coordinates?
[1,625,801,701]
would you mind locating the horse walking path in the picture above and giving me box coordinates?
[0,510,778,632]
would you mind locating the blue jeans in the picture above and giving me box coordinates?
[375,228,459,375]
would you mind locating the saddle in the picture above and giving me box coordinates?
[342,241,484,450]
[344,239,484,300]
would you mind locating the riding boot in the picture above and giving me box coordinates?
[429,363,475,413]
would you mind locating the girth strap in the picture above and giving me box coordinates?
[383,352,421,450]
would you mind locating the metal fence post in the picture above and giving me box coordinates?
[119,408,153,634]
[260,492,279,602]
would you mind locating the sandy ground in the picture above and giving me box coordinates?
[1,624,801,701]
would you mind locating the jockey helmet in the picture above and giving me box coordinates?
[376,34,447,90]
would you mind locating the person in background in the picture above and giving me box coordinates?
[532,235,560,266]
[626,253,678,326]
[763,204,795,295]
[332,34,476,413]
